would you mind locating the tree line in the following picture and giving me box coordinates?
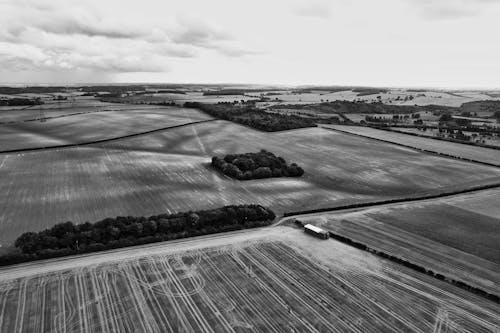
[212,150,304,180]
[0,98,43,106]
[0,205,275,266]
[184,102,317,131]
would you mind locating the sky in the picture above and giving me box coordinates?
[1,0,500,88]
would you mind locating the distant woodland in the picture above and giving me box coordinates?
[273,100,446,115]
[0,98,43,106]
[184,102,317,131]
[212,150,304,180]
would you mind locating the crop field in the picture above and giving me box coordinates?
[0,227,499,333]
[322,124,500,165]
[299,188,500,295]
[0,106,213,151]
[0,100,156,124]
[0,96,116,114]
[255,89,500,107]
[345,112,440,125]
[1,120,500,250]
[391,127,500,147]
[0,96,219,124]
[112,92,259,105]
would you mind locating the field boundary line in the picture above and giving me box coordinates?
[0,119,217,155]
[280,182,500,218]
[320,125,500,168]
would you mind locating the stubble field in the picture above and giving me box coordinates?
[0,227,499,333]
[297,188,500,295]
[1,121,500,250]
[0,106,212,151]
[321,124,500,166]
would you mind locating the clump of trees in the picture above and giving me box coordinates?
[0,98,43,106]
[184,102,317,131]
[2,205,275,266]
[212,150,304,180]
[439,113,453,122]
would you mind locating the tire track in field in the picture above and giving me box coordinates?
[185,108,231,207]
[255,243,412,333]
[1,238,499,332]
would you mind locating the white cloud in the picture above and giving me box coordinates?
[0,0,499,87]
[407,0,500,20]
[293,1,332,19]
[0,0,256,77]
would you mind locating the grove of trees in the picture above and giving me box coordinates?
[0,98,43,106]
[184,102,317,131]
[212,150,305,180]
[2,205,275,266]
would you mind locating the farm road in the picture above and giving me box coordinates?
[0,227,281,281]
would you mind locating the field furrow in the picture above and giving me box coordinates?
[1,228,498,333]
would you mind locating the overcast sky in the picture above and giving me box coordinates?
[1,0,499,88]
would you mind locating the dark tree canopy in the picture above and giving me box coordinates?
[212,150,304,180]
[184,102,317,132]
[8,205,275,265]
[0,98,43,106]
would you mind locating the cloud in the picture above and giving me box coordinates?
[408,0,500,20]
[293,1,332,19]
[0,0,257,76]
[170,17,231,47]
[0,41,168,73]
[35,19,146,40]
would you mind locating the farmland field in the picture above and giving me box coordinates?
[345,112,440,125]
[0,226,499,333]
[0,100,164,124]
[391,127,500,147]
[297,188,500,295]
[0,97,118,117]
[0,106,212,151]
[109,92,259,105]
[1,121,500,250]
[321,124,500,165]
[254,89,500,107]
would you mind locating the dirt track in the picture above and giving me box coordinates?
[1,227,499,333]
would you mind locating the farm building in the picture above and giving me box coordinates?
[304,224,329,239]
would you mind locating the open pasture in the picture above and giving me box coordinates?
[322,124,500,165]
[0,106,212,151]
[300,188,500,295]
[1,121,500,249]
[0,227,499,333]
